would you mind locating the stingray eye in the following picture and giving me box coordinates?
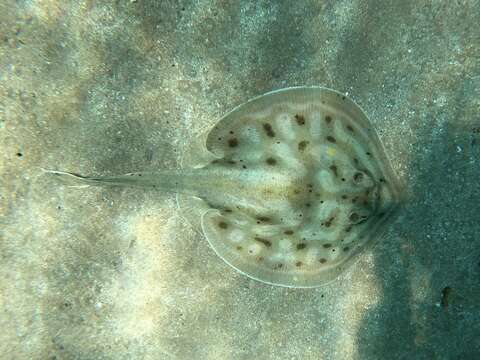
[352,170,368,187]
[353,172,364,183]
[351,170,376,190]
[348,211,369,225]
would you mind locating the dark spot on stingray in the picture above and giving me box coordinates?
[236,246,243,251]
[305,203,311,207]
[329,165,338,177]
[294,114,305,125]
[323,243,332,248]
[228,138,238,147]
[296,243,307,250]
[326,136,336,143]
[341,178,346,182]
[298,140,309,151]
[341,195,348,200]
[218,137,222,141]
[379,177,386,183]
[319,258,327,264]
[262,123,275,137]
[224,208,233,213]
[266,157,277,165]
[284,230,294,235]
[324,217,334,227]
[325,115,332,124]
[258,256,264,262]
[254,237,272,247]
[295,261,303,267]
[343,247,350,252]
[229,130,234,134]
[16,152,23,157]
[346,125,354,132]
[218,221,228,229]
[366,151,372,156]
[242,165,247,169]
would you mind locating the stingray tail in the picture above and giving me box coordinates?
[41,168,188,192]
[41,169,112,188]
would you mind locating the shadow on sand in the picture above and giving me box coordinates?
[356,77,480,359]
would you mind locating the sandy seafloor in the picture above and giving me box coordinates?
[1,1,479,359]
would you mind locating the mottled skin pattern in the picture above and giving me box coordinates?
[200,87,402,287]
[50,87,403,287]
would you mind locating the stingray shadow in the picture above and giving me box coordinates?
[355,78,480,358]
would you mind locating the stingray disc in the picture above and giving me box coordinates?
[178,86,402,287]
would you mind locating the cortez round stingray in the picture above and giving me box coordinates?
[49,87,403,288]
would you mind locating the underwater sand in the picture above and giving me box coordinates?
[1,1,479,359]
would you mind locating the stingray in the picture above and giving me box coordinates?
[49,87,403,288]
